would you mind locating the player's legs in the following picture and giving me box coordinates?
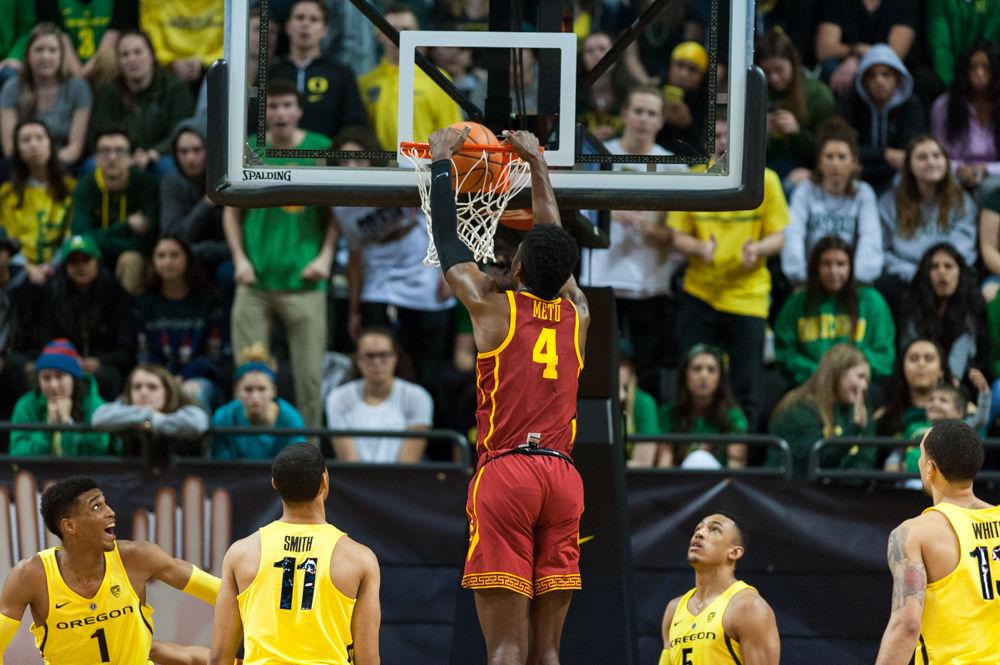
[474,588,531,665]
[527,590,573,665]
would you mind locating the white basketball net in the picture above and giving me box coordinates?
[400,146,532,267]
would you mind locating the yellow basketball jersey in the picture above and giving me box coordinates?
[31,544,154,665]
[237,521,357,665]
[666,580,754,665]
[917,502,1000,664]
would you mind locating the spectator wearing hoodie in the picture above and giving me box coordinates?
[71,127,159,295]
[10,338,110,456]
[10,235,137,400]
[159,116,228,271]
[877,135,978,316]
[838,43,925,194]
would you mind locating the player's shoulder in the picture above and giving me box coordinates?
[334,535,379,574]
[3,553,46,600]
[225,531,261,562]
[724,586,776,632]
[895,512,947,542]
[661,593,686,629]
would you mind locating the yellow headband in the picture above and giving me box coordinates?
[671,41,709,73]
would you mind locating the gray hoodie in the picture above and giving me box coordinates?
[92,400,209,440]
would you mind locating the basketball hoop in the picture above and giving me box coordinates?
[399,141,533,267]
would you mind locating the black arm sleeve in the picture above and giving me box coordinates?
[430,159,475,273]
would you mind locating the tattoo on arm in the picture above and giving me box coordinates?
[887,525,927,612]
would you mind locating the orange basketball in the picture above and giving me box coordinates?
[499,208,534,231]
[449,121,505,194]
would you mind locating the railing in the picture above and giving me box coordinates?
[624,434,793,479]
[0,422,473,470]
[809,437,1000,482]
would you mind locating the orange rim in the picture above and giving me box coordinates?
[399,142,543,159]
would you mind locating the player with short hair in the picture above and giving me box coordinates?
[209,443,381,665]
[875,419,1000,664]
[0,475,220,665]
[659,513,780,665]
[426,126,590,665]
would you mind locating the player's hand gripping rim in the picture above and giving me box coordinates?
[428,125,472,163]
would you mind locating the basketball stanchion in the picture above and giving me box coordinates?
[400,121,537,267]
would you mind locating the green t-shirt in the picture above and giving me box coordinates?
[60,0,115,62]
[658,402,748,467]
[243,130,332,291]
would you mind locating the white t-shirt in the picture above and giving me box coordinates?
[324,378,434,463]
[335,206,455,311]
[580,139,686,299]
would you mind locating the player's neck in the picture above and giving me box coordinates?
[58,544,107,583]
[280,502,327,524]
[932,483,987,509]
[692,565,737,601]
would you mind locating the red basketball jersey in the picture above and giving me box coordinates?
[475,291,583,460]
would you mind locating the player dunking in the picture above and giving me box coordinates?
[427,126,590,665]
[209,443,381,665]
[659,514,779,665]
[0,476,220,665]
[875,420,1000,664]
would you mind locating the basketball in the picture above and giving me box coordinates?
[499,208,534,231]
[449,121,504,194]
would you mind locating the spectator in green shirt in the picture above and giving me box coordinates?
[775,235,896,387]
[768,344,875,478]
[645,344,748,469]
[223,79,337,432]
[0,0,35,87]
[927,0,1000,87]
[876,338,949,438]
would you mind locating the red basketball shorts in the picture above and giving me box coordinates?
[461,452,584,598]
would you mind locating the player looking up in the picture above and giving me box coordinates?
[875,420,1000,664]
[659,514,780,665]
[209,443,381,665]
[426,125,591,665]
[0,475,220,664]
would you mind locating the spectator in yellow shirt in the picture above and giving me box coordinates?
[0,120,74,286]
[357,3,462,150]
[140,0,224,84]
[668,115,789,429]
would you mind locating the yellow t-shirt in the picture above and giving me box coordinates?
[0,178,74,264]
[668,168,788,319]
[31,544,154,665]
[237,521,357,665]
[139,0,224,67]
[357,59,464,151]
[665,580,754,665]
[917,502,1000,664]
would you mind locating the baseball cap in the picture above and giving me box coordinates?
[60,234,101,262]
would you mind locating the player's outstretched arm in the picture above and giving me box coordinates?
[504,130,590,319]
[119,540,220,604]
[150,641,209,665]
[0,557,42,658]
[875,519,926,665]
[208,545,245,665]
[724,591,780,665]
[349,543,382,665]
[427,126,501,314]
[657,596,681,664]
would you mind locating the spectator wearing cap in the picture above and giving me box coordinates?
[656,40,709,157]
[0,228,25,418]
[71,127,159,296]
[0,119,75,286]
[9,338,110,456]
[10,234,136,400]
[210,344,305,460]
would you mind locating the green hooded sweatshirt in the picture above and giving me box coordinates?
[10,374,111,456]
[774,286,896,386]
[767,400,875,479]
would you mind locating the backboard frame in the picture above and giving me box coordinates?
[207,0,766,211]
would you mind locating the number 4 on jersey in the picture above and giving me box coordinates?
[532,328,559,379]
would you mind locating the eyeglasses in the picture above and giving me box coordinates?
[96,147,130,157]
[359,351,394,363]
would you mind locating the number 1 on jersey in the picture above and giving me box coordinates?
[90,627,110,662]
[532,328,559,379]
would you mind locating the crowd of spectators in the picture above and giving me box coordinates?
[3,0,1000,478]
